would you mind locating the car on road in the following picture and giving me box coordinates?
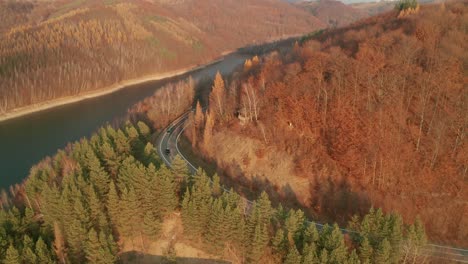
[167,128,173,133]
[165,148,170,155]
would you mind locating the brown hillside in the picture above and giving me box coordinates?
[298,0,368,28]
[0,0,324,114]
[190,2,468,246]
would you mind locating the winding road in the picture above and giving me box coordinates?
[156,109,468,263]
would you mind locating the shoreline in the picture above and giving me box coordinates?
[0,54,231,123]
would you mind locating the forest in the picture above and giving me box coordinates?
[0,0,323,114]
[182,1,467,247]
[0,118,428,263]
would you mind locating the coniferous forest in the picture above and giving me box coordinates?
[0,119,428,263]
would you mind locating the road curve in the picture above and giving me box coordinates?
[156,109,468,263]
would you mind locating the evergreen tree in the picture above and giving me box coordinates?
[285,209,305,246]
[36,237,54,264]
[4,244,20,264]
[247,223,269,263]
[99,231,117,264]
[66,218,87,262]
[302,243,319,263]
[101,142,120,176]
[73,199,91,229]
[205,199,225,252]
[374,238,391,264]
[171,154,189,186]
[85,228,115,264]
[85,149,110,197]
[388,214,403,263]
[114,129,131,155]
[346,249,360,264]
[272,228,286,255]
[284,244,302,264]
[359,237,373,264]
[159,166,178,216]
[143,211,161,238]
[325,224,348,264]
[137,121,151,140]
[319,248,329,264]
[85,229,102,263]
[88,185,104,226]
[303,223,320,245]
[22,245,38,264]
[107,181,120,230]
[120,187,142,237]
[143,142,159,167]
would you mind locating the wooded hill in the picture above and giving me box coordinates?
[184,1,467,246]
[296,0,368,28]
[0,0,324,114]
[0,119,427,263]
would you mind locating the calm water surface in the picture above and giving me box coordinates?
[0,53,248,190]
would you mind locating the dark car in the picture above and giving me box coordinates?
[165,148,170,155]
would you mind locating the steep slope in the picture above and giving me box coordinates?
[298,0,368,27]
[187,1,468,246]
[0,0,324,116]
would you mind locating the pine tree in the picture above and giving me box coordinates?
[4,244,20,264]
[143,142,159,167]
[272,228,286,255]
[85,228,102,263]
[88,186,104,225]
[302,243,319,264]
[303,223,320,245]
[319,249,329,264]
[22,246,38,264]
[120,187,142,237]
[66,218,87,262]
[137,121,151,140]
[101,142,120,176]
[326,224,348,264]
[114,129,131,155]
[359,237,373,264]
[99,231,117,264]
[143,211,161,238]
[107,181,120,230]
[205,198,225,252]
[388,214,403,263]
[284,244,302,264]
[171,154,189,189]
[285,209,305,246]
[374,238,391,264]
[73,199,91,229]
[253,191,273,226]
[85,149,110,197]
[247,223,269,263]
[346,249,360,264]
[159,167,178,216]
[36,237,54,264]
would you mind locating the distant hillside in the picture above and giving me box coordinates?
[297,0,368,27]
[0,0,324,116]
[351,1,396,16]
